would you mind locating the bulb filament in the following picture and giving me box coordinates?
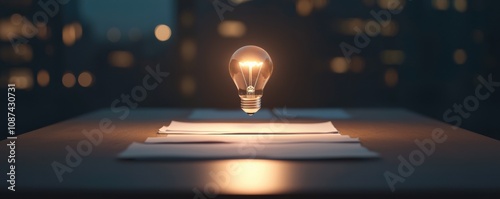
[239,61,263,95]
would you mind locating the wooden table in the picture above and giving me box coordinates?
[2,108,499,198]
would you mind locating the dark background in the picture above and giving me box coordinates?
[1,0,499,140]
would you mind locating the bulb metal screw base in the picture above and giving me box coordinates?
[241,97,261,116]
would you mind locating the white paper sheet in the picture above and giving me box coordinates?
[118,142,378,160]
[159,121,338,134]
[146,134,358,144]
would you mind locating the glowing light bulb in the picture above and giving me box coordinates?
[229,45,273,116]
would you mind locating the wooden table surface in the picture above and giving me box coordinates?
[2,108,499,198]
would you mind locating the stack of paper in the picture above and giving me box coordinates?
[158,121,338,134]
[118,121,378,160]
[145,134,358,144]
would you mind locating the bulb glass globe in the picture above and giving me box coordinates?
[229,45,273,115]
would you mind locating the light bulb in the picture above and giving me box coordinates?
[229,45,273,116]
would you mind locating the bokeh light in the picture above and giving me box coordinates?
[78,71,93,87]
[330,57,349,74]
[37,70,50,87]
[62,72,76,88]
[154,24,172,41]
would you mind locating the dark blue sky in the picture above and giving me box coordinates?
[77,0,176,41]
